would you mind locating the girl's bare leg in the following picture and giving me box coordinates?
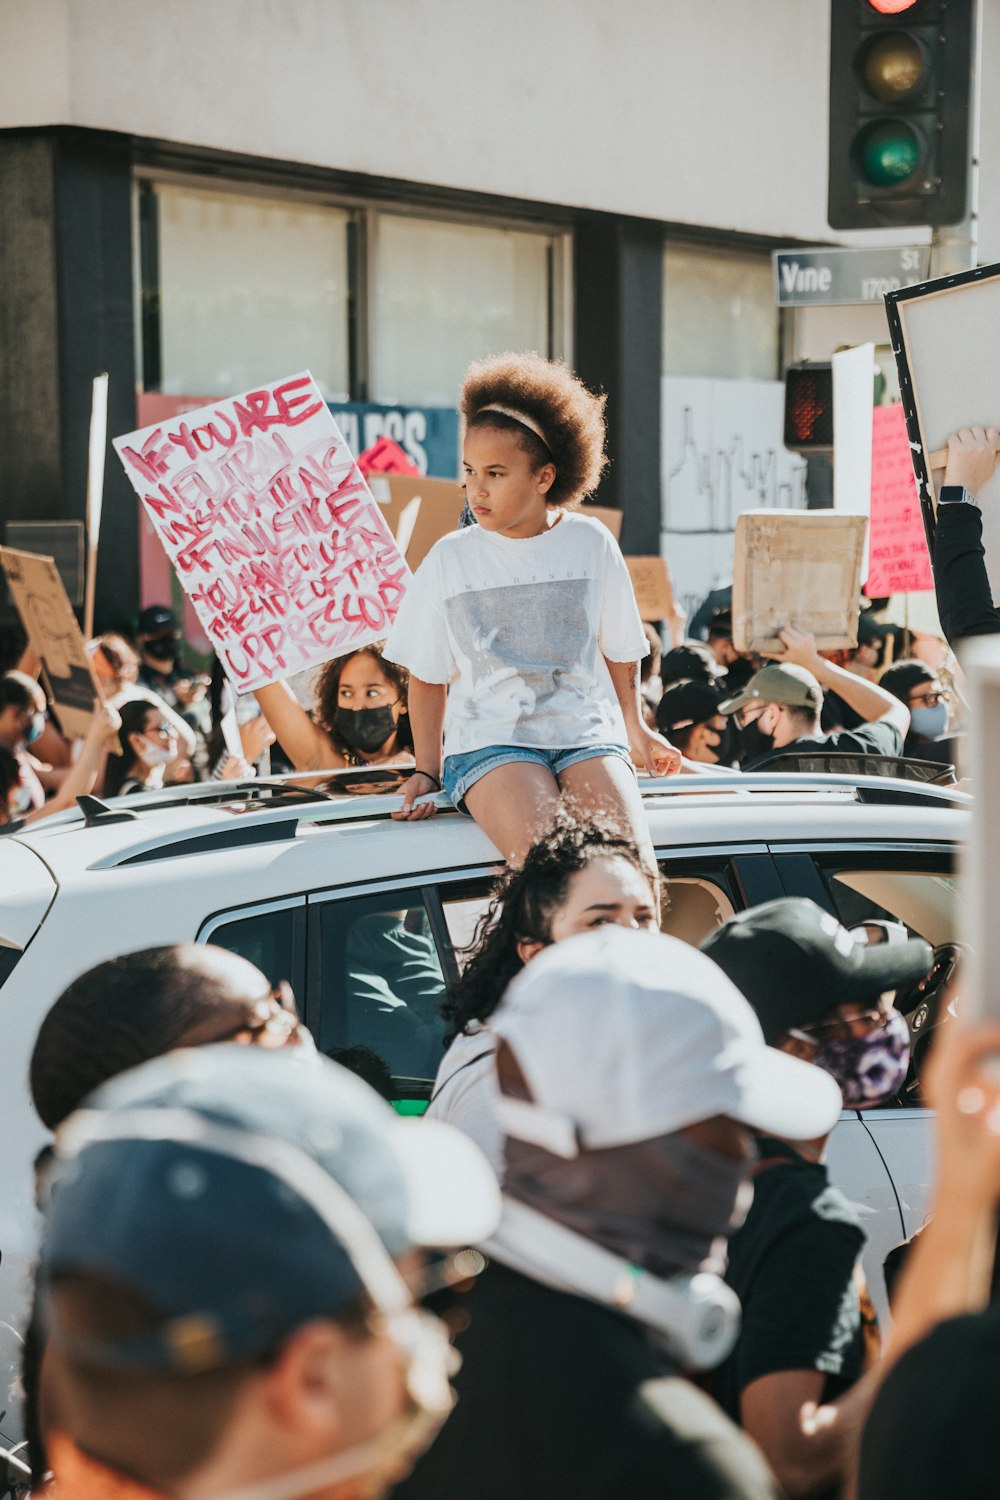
[557,754,660,895]
[462,762,562,866]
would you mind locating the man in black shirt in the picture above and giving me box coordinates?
[394,926,845,1500]
[702,899,932,1498]
[718,627,910,771]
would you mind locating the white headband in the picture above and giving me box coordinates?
[476,405,551,451]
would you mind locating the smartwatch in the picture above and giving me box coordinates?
[938,485,977,506]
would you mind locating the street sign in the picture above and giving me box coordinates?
[773,246,931,307]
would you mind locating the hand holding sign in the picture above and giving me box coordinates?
[113,373,410,693]
[941,427,1000,494]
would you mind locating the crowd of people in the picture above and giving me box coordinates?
[5,360,1000,1499]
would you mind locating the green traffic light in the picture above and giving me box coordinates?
[855,121,923,187]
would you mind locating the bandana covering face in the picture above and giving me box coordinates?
[503,1129,753,1280]
[808,1010,910,1106]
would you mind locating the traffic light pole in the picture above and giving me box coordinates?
[930,0,983,275]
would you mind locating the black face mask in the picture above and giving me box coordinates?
[735,718,774,767]
[144,636,178,666]
[334,703,399,755]
[710,721,740,768]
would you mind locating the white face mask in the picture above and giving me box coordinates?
[137,737,175,767]
[10,781,33,817]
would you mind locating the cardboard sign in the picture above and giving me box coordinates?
[113,373,409,692]
[887,262,1000,602]
[369,475,465,570]
[866,404,934,598]
[0,547,102,739]
[732,511,867,655]
[625,556,677,622]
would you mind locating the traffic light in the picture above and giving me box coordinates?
[828,0,974,230]
[783,365,834,452]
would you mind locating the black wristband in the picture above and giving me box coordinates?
[413,770,442,791]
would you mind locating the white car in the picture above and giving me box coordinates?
[0,770,966,1444]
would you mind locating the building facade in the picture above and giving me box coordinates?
[2,0,997,628]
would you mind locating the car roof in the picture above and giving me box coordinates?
[5,772,967,889]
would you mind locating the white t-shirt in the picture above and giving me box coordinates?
[425,1026,503,1178]
[384,512,648,758]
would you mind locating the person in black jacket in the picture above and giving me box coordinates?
[927,425,1000,648]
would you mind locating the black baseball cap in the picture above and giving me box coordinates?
[661,641,721,686]
[701,898,933,1042]
[655,680,724,735]
[880,659,935,706]
[137,605,179,636]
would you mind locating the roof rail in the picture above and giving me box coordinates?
[636,772,970,807]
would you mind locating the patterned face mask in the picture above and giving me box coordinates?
[806,1010,910,1107]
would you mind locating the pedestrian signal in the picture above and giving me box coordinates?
[783,365,834,452]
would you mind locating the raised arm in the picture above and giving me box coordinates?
[931,427,1000,649]
[253,681,346,772]
[25,705,122,822]
[767,627,910,737]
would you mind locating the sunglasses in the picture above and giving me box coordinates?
[909,690,951,708]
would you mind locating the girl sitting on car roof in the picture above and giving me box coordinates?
[383,351,680,884]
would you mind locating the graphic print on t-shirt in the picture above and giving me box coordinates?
[445,579,594,741]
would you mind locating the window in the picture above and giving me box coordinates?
[201,899,305,997]
[662,243,778,381]
[441,885,495,972]
[778,850,961,1109]
[144,180,351,400]
[372,214,558,406]
[660,876,735,947]
[137,178,566,419]
[314,890,450,1088]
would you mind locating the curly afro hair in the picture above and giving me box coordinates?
[461,351,608,509]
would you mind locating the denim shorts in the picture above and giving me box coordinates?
[442,742,634,814]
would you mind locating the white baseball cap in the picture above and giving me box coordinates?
[490,927,843,1157]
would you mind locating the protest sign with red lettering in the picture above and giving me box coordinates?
[865,403,934,598]
[113,373,410,691]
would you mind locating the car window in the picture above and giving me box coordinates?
[442,891,493,971]
[804,855,960,947]
[313,890,449,1090]
[796,852,961,1112]
[204,901,305,995]
[660,876,735,946]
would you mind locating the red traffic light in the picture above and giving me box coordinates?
[866,0,919,13]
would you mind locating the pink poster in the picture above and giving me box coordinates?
[865,403,934,598]
[114,372,409,691]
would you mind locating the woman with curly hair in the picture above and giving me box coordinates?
[385,352,680,873]
[425,813,659,1173]
[252,643,414,770]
